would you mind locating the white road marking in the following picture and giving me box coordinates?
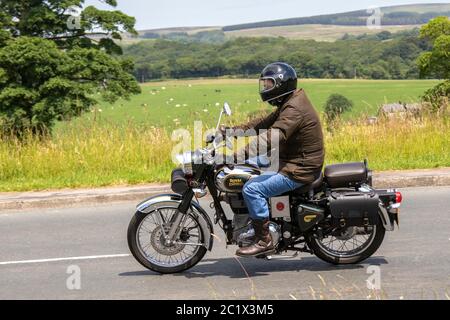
[0,254,131,266]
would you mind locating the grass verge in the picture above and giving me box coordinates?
[0,114,448,192]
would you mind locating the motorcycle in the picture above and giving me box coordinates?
[127,103,403,274]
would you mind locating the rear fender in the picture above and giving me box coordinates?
[136,193,214,251]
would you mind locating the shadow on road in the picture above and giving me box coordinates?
[119,256,388,278]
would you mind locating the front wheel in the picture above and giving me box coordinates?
[127,206,207,274]
[308,218,385,265]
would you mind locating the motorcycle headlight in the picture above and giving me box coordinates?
[175,150,205,175]
[175,151,193,175]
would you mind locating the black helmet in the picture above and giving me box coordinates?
[259,62,297,106]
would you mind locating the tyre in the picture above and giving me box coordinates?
[127,207,207,274]
[308,217,385,265]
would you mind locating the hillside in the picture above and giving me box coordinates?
[138,26,220,37]
[224,24,421,42]
[132,3,450,42]
[382,3,450,13]
[222,3,450,31]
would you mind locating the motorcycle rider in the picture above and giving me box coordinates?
[222,62,325,257]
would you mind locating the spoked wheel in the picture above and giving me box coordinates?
[308,218,385,264]
[127,206,207,274]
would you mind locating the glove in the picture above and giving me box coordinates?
[218,125,231,136]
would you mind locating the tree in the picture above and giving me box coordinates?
[125,32,429,81]
[324,94,353,122]
[422,80,450,112]
[417,16,450,79]
[376,31,392,41]
[0,0,141,136]
[417,16,450,112]
[387,57,403,79]
[142,32,161,39]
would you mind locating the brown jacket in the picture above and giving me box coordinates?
[234,89,324,184]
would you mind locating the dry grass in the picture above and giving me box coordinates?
[325,114,450,170]
[0,114,448,191]
[0,123,175,191]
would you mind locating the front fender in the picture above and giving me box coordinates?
[136,193,214,251]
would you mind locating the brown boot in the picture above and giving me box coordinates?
[236,219,274,257]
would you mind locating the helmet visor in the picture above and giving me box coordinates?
[259,77,275,93]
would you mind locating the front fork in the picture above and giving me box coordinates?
[163,189,194,243]
[168,173,233,245]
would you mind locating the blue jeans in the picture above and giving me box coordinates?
[242,171,303,220]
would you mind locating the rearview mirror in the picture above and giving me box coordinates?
[223,102,232,116]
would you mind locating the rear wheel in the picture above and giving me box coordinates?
[308,218,385,265]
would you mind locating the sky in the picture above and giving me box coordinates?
[84,0,449,30]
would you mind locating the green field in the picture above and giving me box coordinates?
[63,79,440,132]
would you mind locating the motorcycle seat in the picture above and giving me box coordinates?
[289,172,323,195]
[324,162,368,188]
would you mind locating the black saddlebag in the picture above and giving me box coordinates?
[329,191,380,228]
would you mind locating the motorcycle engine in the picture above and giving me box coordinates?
[222,191,281,247]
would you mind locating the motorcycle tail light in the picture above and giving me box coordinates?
[395,191,402,203]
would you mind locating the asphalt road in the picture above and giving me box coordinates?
[0,186,449,300]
